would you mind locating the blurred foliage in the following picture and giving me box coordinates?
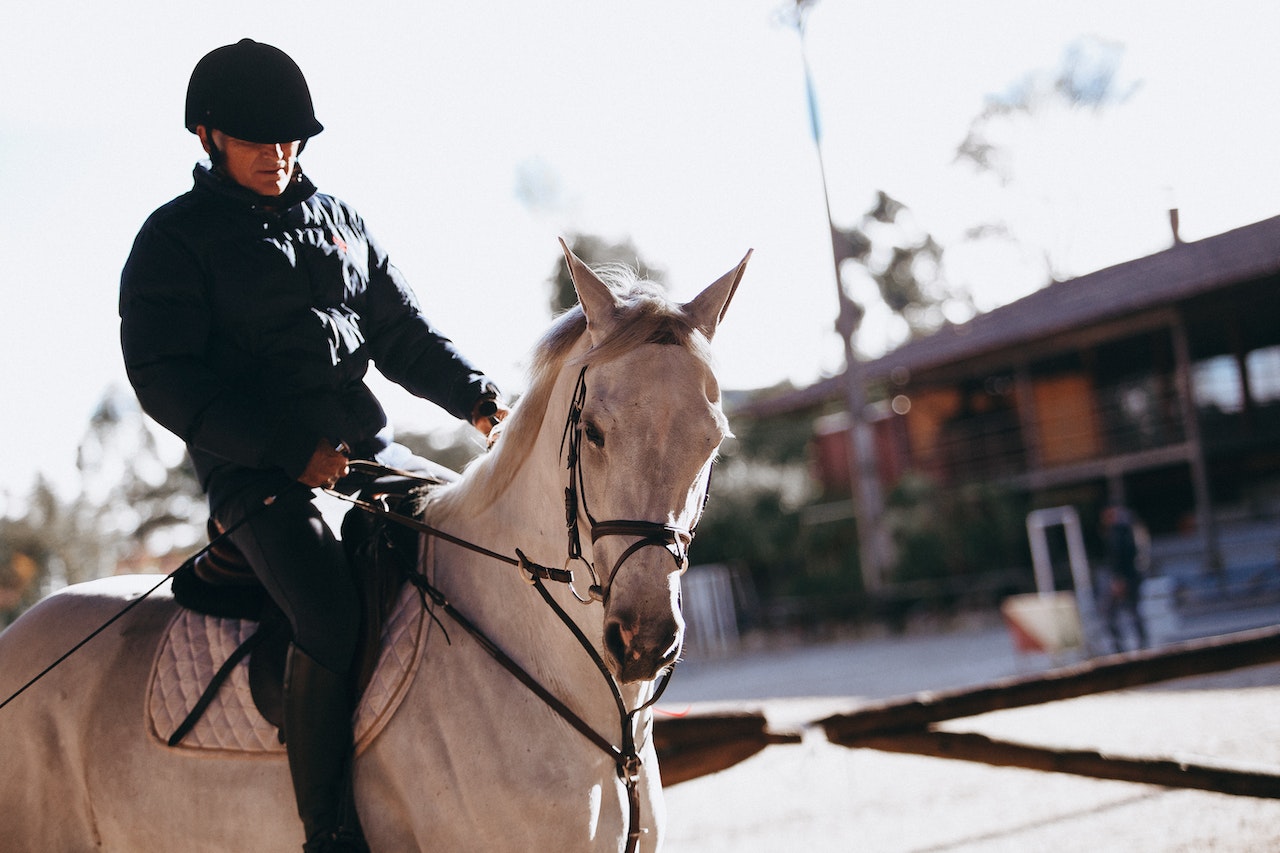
[394,425,487,476]
[833,190,974,342]
[956,35,1137,183]
[728,407,814,464]
[954,36,1140,284]
[690,449,808,601]
[885,473,1031,585]
[689,411,858,620]
[0,480,60,623]
[1,388,207,628]
[546,233,666,316]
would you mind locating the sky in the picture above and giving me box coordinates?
[3,0,1280,508]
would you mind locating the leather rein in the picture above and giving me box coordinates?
[328,365,711,853]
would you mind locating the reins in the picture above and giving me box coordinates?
[0,487,292,713]
[330,463,576,587]
[385,549,672,852]
[5,363,704,853]
[326,481,669,852]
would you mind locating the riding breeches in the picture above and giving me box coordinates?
[207,443,455,674]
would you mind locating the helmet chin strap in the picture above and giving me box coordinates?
[203,134,226,171]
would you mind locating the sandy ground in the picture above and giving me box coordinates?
[655,623,1280,853]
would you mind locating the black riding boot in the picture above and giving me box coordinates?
[283,644,369,853]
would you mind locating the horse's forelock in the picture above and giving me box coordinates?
[574,279,709,366]
[431,279,711,518]
[536,273,709,375]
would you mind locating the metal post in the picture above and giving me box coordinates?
[1170,310,1222,573]
[788,0,889,592]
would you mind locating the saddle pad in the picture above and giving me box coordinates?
[147,582,427,756]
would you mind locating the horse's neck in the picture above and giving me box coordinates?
[428,377,572,586]
[422,385,652,710]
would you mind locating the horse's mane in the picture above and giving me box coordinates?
[430,269,713,519]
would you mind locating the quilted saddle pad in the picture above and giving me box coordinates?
[147,582,427,755]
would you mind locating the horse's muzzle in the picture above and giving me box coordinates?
[603,612,684,683]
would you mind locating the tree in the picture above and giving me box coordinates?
[689,412,818,622]
[954,35,1140,282]
[75,386,206,570]
[545,233,665,316]
[394,424,487,477]
[0,388,207,626]
[0,478,61,626]
[832,191,975,347]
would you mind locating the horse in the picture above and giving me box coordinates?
[0,241,750,852]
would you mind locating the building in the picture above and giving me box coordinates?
[740,214,1280,585]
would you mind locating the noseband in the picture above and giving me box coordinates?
[559,365,704,604]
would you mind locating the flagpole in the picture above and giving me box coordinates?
[788,0,889,593]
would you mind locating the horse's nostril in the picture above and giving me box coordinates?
[604,622,626,664]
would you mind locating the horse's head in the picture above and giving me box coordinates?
[561,241,750,683]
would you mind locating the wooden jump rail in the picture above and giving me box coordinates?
[819,624,1280,798]
[653,711,802,786]
[653,625,1280,793]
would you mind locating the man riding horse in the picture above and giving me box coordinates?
[119,38,507,852]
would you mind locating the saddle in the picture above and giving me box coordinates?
[166,479,435,745]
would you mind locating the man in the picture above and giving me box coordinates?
[1100,505,1148,652]
[119,39,506,852]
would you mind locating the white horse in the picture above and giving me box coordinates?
[0,242,749,852]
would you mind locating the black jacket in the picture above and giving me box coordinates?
[120,164,493,489]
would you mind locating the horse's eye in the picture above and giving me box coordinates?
[584,421,605,448]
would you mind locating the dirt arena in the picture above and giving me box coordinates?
[657,625,1280,852]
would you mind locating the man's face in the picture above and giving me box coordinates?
[198,126,300,196]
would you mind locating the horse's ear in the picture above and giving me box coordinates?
[559,237,620,343]
[683,249,752,341]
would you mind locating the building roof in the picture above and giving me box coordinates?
[739,214,1280,417]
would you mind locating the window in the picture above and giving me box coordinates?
[1247,345,1280,405]
[1191,355,1243,414]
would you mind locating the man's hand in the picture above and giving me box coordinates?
[471,395,510,445]
[299,439,349,488]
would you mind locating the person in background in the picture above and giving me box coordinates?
[119,39,506,852]
[1100,505,1149,653]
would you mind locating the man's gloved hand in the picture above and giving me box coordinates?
[299,439,350,488]
[471,390,510,446]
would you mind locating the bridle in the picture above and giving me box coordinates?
[328,362,716,853]
[559,365,699,605]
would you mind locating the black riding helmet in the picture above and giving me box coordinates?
[185,38,324,143]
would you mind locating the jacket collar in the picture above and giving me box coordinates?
[192,161,319,212]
